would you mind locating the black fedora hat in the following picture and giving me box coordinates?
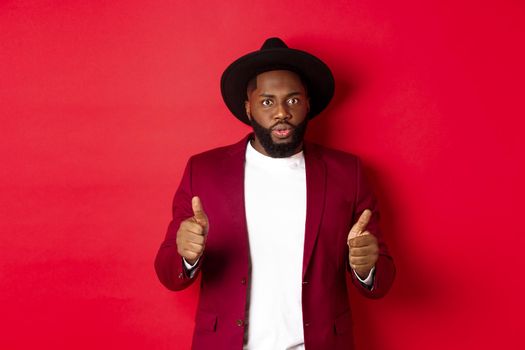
[220,37,335,125]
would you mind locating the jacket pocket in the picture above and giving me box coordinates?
[334,310,352,334]
[195,310,217,332]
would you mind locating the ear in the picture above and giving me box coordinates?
[244,100,252,121]
[306,96,311,113]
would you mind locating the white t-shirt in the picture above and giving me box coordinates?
[243,141,307,350]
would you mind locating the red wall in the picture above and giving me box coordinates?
[2,0,524,349]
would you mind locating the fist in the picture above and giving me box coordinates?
[347,209,379,279]
[176,196,209,265]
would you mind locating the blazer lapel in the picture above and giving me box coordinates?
[222,134,251,266]
[302,142,326,277]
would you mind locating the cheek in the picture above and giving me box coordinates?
[292,105,309,120]
[251,106,273,121]
[250,113,271,129]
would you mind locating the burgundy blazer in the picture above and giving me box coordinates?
[155,134,395,350]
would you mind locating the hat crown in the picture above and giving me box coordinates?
[260,37,288,50]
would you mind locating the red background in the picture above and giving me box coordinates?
[1,0,524,349]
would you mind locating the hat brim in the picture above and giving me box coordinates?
[221,47,335,125]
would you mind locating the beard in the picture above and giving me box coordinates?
[250,117,308,158]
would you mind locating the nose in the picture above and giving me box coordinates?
[275,102,290,121]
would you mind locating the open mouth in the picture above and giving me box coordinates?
[272,129,292,138]
[271,125,293,138]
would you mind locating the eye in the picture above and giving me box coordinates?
[287,97,299,105]
[261,99,273,107]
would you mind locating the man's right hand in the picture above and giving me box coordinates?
[176,196,209,265]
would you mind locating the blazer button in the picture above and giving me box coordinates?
[178,272,183,279]
[304,322,310,327]
[241,278,247,285]
[236,319,245,327]
[302,281,308,285]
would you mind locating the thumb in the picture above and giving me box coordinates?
[347,209,372,242]
[192,196,209,229]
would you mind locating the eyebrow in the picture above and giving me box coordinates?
[258,91,302,98]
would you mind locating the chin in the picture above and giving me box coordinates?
[271,137,293,144]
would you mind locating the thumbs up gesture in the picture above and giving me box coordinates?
[176,196,209,265]
[347,209,379,279]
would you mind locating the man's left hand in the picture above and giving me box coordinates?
[347,209,379,279]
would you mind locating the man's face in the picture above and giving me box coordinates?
[244,70,310,158]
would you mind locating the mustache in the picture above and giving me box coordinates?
[270,121,296,130]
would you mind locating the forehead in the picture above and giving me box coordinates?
[254,70,306,92]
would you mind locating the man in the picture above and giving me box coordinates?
[155,37,395,350]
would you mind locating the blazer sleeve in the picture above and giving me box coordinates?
[154,157,203,291]
[346,157,396,298]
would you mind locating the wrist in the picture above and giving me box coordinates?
[184,257,198,266]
